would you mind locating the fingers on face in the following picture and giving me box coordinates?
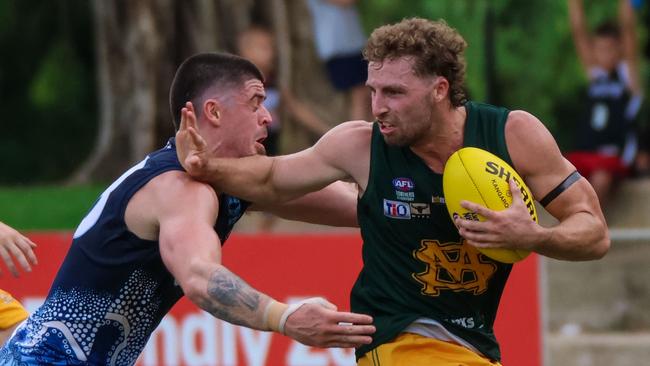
[188,127,207,149]
[180,108,188,131]
[180,103,196,131]
[179,101,204,149]
[186,104,198,129]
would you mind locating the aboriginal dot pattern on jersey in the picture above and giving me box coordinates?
[3,269,161,366]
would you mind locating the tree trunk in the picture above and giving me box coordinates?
[69,0,174,183]
[69,0,336,182]
[281,0,348,153]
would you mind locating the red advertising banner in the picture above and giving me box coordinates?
[2,233,541,366]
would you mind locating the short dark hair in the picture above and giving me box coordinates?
[364,18,468,107]
[169,52,264,129]
[594,21,621,39]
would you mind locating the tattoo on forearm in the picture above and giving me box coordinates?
[200,266,261,328]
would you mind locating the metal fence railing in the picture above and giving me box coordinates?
[609,228,650,242]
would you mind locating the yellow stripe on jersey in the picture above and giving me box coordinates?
[358,332,502,366]
[0,289,28,330]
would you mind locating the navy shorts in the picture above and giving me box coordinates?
[325,52,368,91]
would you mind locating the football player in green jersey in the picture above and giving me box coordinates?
[176,18,609,366]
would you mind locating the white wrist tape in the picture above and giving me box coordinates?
[278,297,330,335]
[263,300,287,333]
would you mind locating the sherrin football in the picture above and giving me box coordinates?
[442,147,537,263]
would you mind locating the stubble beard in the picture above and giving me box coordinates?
[383,102,434,148]
[383,133,415,147]
[254,144,267,156]
[382,121,428,147]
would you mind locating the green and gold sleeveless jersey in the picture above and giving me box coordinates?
[353,101,514,361]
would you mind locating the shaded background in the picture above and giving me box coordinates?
[1,0,647,185]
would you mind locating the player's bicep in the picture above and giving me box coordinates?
[505,111,594,216]
[159,217,220,287]
[541,175,601,222]
[155,176,221,289]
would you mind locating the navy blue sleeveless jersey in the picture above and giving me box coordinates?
[0,138,250,366]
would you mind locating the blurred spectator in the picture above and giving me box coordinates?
[566,0,643,206]
[306,0,372,121]
[237,25,330,231]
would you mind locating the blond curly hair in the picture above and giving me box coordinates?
[363,18,468,107]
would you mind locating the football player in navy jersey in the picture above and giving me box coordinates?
[0,52,374,366]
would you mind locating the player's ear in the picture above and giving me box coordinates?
[431,76,449,103]
[204,99,222,127]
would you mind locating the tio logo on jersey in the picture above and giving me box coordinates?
[383,199,411,219]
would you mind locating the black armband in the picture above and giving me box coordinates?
[539,170,582,207]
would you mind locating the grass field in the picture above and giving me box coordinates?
[0,185,104,230]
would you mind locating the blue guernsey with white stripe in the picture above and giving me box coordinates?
[0,138,249,366]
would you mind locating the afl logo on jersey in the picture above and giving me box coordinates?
[384,199,411,219]
[392,177,414,192]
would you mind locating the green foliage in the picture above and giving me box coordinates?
[30,42,85,110]
[0,185,104,230]
[0,0,96,184]
[0,0,646,185]
[358,0,647,147]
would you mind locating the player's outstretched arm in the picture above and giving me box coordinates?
[0,221,37,277]
[252,181,360,227]
[150,172,373,347]
[176,101,371,206]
